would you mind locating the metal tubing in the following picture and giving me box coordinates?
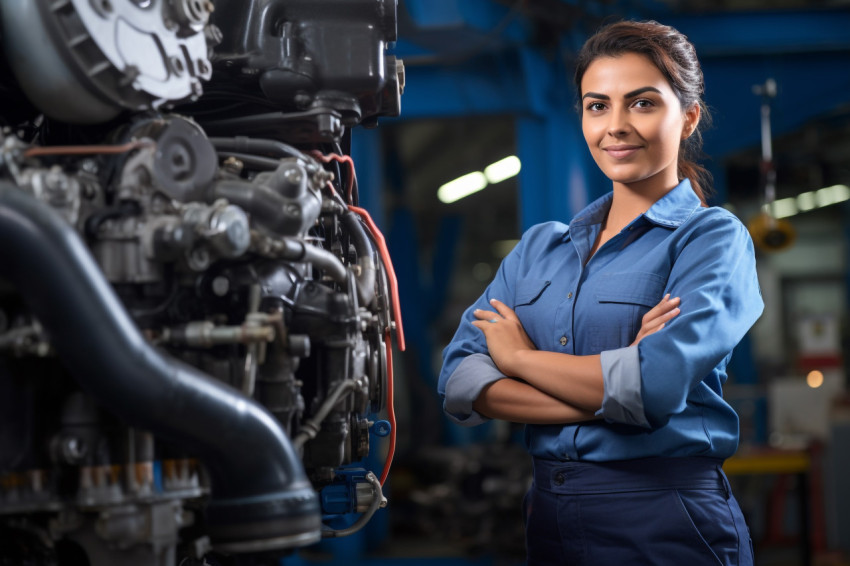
[209,136,302,160]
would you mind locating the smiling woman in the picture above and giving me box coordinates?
[438,20,763,566]
[580,53,699,201]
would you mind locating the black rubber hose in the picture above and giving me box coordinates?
[0,183,320,549]
[208,136,302,160]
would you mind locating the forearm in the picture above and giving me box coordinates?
[473,378,598,424]
[507,350,605,412]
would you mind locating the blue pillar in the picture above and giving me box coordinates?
[350,127,387,226]
[515,47,604,230]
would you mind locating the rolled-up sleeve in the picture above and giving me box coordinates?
[635,211,763,428]
[598,346,649,427]
[443,353,507,426]
[438,224,563,425]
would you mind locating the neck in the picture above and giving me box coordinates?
[606,177,680,230]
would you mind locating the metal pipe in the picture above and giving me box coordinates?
[208,136,302,160]
[341,210,377,308]
[292,379,358,450]
[0,183,320,550]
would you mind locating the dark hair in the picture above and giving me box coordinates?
[574,20,713,204]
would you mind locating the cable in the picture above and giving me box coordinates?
[318,158,404,486]
[379,329,395,486]
[320,471,385,538]
[308,151,356,203]
[348,205,404,488]
[347,205,405,352]
[22,140,153,158]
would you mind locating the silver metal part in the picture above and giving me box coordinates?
[0,0,213,123]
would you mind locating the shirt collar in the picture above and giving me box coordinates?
[567,178,701,236]
[643,178,702,228]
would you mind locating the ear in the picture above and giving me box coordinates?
[682,103,701,139]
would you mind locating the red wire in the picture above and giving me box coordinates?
[380,330,395,486]
[314,150,404,486]
[308,151,356,202]
[348,204,405,488]
[347,205,405,352]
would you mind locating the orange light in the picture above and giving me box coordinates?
[806,370,824,389]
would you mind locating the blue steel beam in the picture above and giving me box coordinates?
[665,9,850,56]
[392,6,850,163]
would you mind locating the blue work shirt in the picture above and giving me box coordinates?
[438,179,763,462]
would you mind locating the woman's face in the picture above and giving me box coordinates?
[580,52,700,193]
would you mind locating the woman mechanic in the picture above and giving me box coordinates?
[438,20,763,565]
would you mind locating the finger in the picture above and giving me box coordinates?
[488,298,518,320]
[645,305,680,329]
[643,322,665,337]
[647,294,679,316]
[643,296,680,325]
[473,308,500,321]
[657,306,680,323]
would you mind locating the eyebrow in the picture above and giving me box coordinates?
[581,86,663,100]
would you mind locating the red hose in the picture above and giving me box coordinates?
[348,205,404,487]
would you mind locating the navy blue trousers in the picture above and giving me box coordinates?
[525,457,754,566]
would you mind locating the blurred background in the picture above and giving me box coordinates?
[293,0,850,564]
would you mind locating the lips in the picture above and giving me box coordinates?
[602,145,641,159]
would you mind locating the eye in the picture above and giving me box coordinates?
[632,98,655,109]
[585,101,606,112]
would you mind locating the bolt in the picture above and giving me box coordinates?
[62,437,88,463]
[170,56,185,76]
[211,276,230,297]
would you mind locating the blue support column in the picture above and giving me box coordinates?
[514,47,603,229]
[350,127,386,225]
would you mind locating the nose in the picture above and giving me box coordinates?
[607,107,631,137]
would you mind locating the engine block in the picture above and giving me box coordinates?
[0,1,404,564]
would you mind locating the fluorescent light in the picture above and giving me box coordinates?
[437,156,522,204]
[830,184,850,203]
[772,197,797,219]
[816,187,838,207]
[437,172,488,203]
[796,191,816,211]
[763,184,850,220]
[484,155,521,184]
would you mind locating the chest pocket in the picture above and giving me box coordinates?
[513,279,552,348]
[515,279,551,307]
[589,272,666,353]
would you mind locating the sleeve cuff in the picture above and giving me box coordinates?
[597,346,650,428]
[443,353,507,427]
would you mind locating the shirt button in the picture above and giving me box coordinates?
[567,292,573,299]
[559,336,568,346]
[553,472,565,486]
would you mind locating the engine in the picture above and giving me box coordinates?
[0,1,404,564]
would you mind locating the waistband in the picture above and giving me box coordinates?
[532,457,729,495]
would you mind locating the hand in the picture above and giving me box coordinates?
[632,294,680,346]
[471,298,536,377]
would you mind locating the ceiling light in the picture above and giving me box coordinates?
[484,155,521,184]
[796,191,816,211]
[771,197,797,219]
[829,184,850,203]
[437,172,488,204]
